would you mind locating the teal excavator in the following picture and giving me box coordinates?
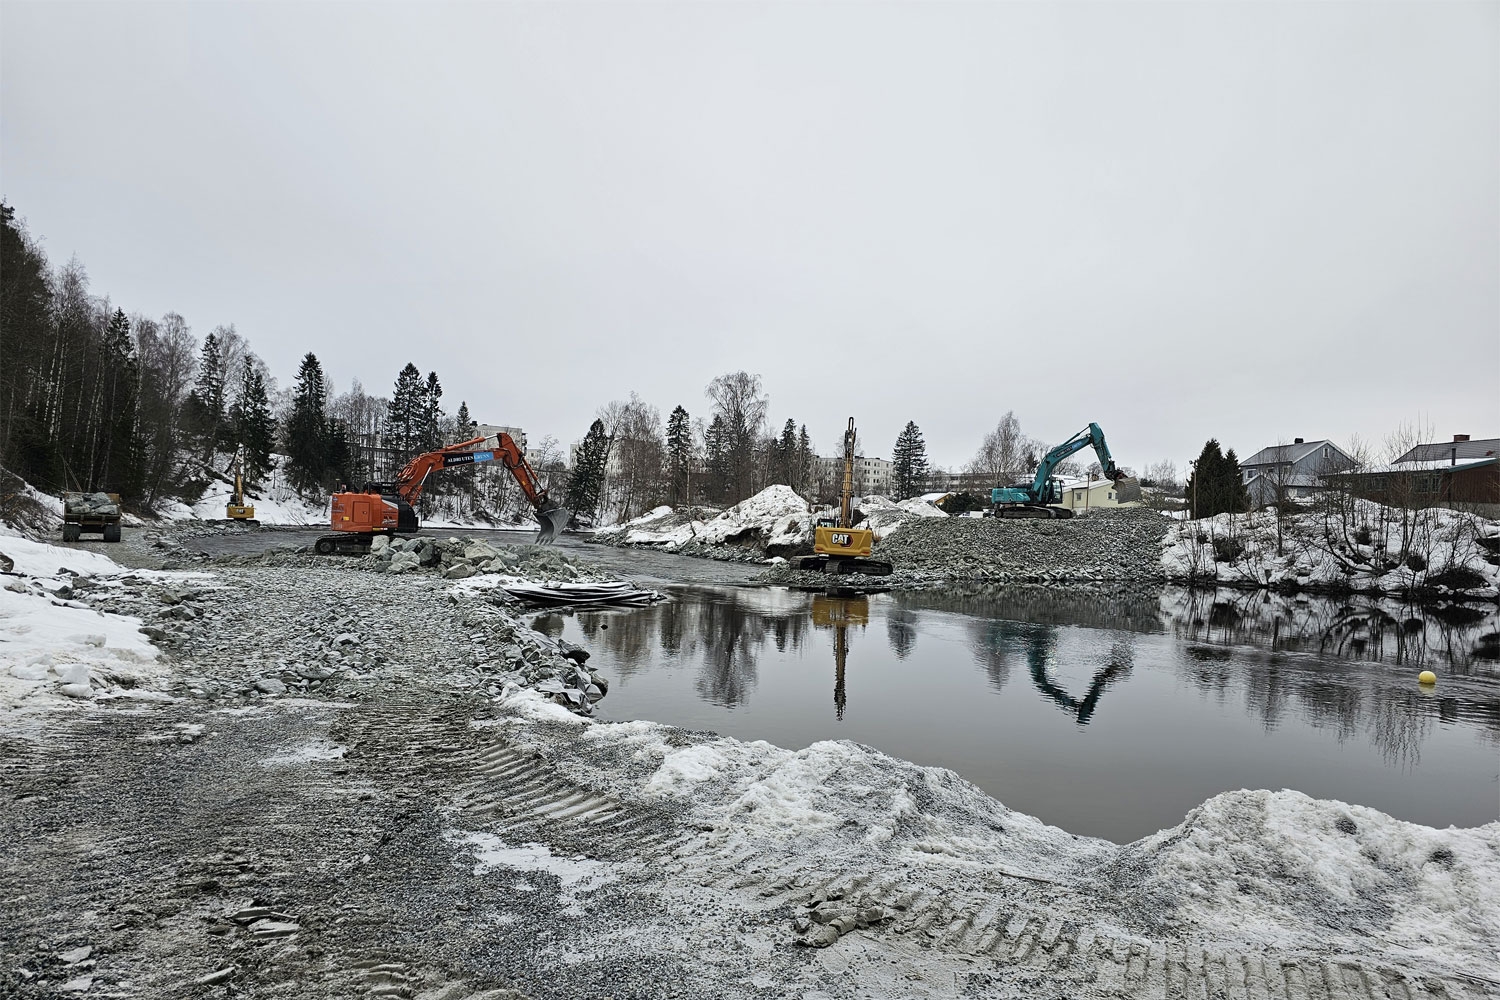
[990,423,1141,519]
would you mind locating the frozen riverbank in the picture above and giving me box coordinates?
[2,529,1497,997]
[1162,501,1500,601]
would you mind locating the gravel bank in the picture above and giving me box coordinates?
[874,508,1171,584]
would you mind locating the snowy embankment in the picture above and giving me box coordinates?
[1163,500,1500,600]
[595,485,946,562]
[0,530,180,719]
[491,687,1500,982]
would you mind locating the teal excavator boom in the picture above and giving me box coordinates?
[990,423,1141,519]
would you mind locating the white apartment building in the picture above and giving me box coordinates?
[816,454,893,497]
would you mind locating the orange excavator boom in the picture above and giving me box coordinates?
[323,433,570,552]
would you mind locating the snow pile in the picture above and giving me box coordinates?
[0,529,126,578]
[0,533,165,716]
[1113,788,1500,963]
[597,486,815,561]
[490,688,1500,973]
[1162,501,1500,598]
[599,487,950,561]
[856,494,949,539]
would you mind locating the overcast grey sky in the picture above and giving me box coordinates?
[3,1,1496,469]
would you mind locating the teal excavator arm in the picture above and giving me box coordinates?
[992,423,1130,507]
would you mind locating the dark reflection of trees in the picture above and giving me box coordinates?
[657,600,686,658]
[1241,661,1288,732]
[1163,586,1500,762]
[968,619,1031,693]
[1163,586,1500,677]
[530,613,565,638]
[694,597,766,707]
[1367,689,1431,769]
[1291,678,1362,745]
[886,607,917,660]
[900,584,1166,635]
[570,589,815,698]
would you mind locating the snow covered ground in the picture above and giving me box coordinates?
[0,529,183,723]
[1162,500,1500,598]
[597,485,947,560]
[489,687,1500,988]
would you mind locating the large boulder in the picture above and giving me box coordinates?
[388,551,420,574]
[465,541,501,562]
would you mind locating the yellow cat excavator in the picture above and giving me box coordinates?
[226,446,257,523]
[792,418,893,576]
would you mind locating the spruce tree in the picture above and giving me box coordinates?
[99,309,143,502]
[385,363,424,461]
[796,425,812,496]
[891,421,929,500]
[231,359,275,481]
[666,405,691,504]
[455,400,472,434]
[703,415,729,503]
[1223,448,1250,513]
[188,331,224,462]
[1186,439,1249,518]
[325,417,353,487]
[777,419,798,489]
[566,419,610,521]
[421,371,444,452]
[285,353,329,493]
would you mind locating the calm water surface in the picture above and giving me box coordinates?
[533,585,1500,842]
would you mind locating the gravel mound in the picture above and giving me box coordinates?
[873,507,1171,584]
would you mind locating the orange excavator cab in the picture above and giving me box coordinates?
[317,434,570,554]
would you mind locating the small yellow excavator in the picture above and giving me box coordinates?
[793,417,893,576]
[226,446,257,523]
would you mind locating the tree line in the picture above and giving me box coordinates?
[0,202,519,519]
[7,201,1208,527]
[558,373,944,526]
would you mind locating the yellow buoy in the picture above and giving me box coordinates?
[1418,670,1437,685]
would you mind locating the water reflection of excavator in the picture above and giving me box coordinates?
[1020,625,1132,724]
[812,593,869,719]
[793,418,893,576]
[317,434,570,554]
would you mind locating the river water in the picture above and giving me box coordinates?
[533,584,1500,843]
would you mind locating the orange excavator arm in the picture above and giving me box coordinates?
[395,434,571,542]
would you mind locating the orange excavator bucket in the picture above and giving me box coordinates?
[535,500,571,545]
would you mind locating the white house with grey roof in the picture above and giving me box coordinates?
[1240,437,1355,507]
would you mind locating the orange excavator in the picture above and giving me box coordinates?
[315,434,570,554]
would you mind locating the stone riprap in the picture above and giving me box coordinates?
[871,507,1172,585]
[365,534,614,584]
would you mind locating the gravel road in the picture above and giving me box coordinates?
[141,523,763,586]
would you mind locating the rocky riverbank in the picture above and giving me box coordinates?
[5,523,1498,999]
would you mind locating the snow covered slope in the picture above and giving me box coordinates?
[1163,501,1500,598]
[485,687,1500,987]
